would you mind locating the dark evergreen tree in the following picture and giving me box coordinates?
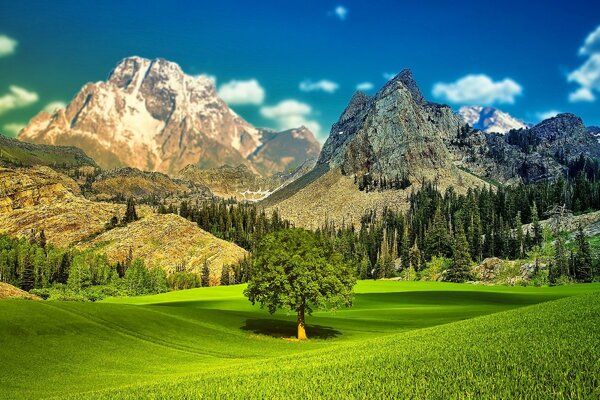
[446,223,471,283]
[572,225,593,283]
[201,259,210,287]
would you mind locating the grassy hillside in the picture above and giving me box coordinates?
[0,281,598,399]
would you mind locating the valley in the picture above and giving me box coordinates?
[1,281,598,399]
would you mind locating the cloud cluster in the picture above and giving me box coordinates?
[217,79,265,105]
[0,85,39,115]
[260,99,321,137]
[299,79,339,93]
[3,123,25,137]
[356,82,374,91]
[0,35,17,57]
[432,74,523,105]
[568,26,600,103]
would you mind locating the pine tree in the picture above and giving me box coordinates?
[400,223,410,272]
[572,225,593,282]
[220,265,230,286]
[123,198,139,224]
[446,223,471,283]
[425,207,452,260]
[20,255,35,291]
[550,234,569,284]
[531,202,543,247]
[201,259,210,287]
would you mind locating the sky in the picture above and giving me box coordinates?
[0,0,599,141]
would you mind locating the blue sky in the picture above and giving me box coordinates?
[0,0,599,140]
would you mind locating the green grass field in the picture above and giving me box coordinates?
[1,281,599,399]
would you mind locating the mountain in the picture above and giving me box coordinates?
[19,56,319,176]
[262,70,486,227]
[449,113,600,183]
[458,106,529,134]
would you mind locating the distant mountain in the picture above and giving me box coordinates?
[177,158,316,201]
[448,113,600,183]
[458,106,529,134]
[19,56,319,176]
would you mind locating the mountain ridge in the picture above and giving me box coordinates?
[18,56,320,176]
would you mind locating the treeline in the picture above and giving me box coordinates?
[0,233,168,300]
[159,200,291,251]
[316,176,600,282]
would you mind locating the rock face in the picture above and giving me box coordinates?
[318,69,461,184]
[19,56,319,176]
[448,113,600,183]
[0,166,80,213]
[263,70,487,227]
[459,106,529,134]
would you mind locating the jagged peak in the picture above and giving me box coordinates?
[533,113,583,128]
[377,68,425,104]
[339,91,371,123]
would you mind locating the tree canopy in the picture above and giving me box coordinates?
[244,228,356,340]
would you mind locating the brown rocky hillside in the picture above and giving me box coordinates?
[79,213,247,275]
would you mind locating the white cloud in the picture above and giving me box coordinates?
[535,110,561,122]
[432,74,523,105]
[3,123,25,137]
[568,26,600,103]
[0,35,17,57]
[569,87,595,103]
[579,25,600,56]
[568,53,600,101]
[331,5,348,21]
[260,99,321,137]
[43,101,67,113]
[299,79,339,93]
[383,72,397,80]
[356,82,374,91]
[0,85,39,115]
[217,79,265,105]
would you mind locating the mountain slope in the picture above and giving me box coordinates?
[459,106,529,134]
[19,56,319,176]
[263,70,487,227]
[0,165,246,275]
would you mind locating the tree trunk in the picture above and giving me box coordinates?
[297,305,307,340]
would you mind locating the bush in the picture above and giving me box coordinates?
[167,272,201,290]
[420,257,451,281]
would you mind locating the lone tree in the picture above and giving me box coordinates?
[244,228,356,340]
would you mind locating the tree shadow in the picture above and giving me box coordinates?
[241,318,341,339]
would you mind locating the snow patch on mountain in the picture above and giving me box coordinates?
[459,105,529,134]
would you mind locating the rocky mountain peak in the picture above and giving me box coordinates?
[18,56,319,176]
[377,69,425,104]
[529,113,586,141]
[319,68,460,184]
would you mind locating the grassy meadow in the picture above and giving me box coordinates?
[1,281,599,399]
